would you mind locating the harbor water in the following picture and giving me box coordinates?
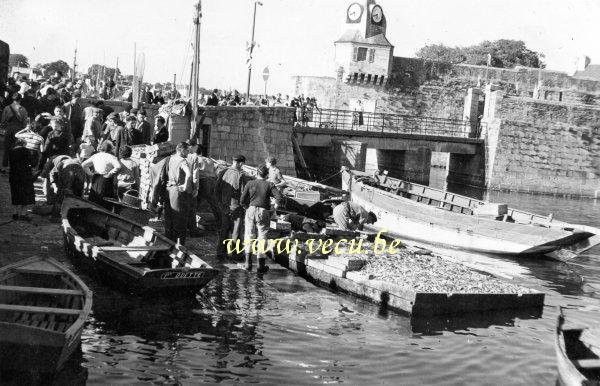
[4,169,600,385]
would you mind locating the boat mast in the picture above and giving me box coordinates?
[191,0,202,139]
[71,46,77,83]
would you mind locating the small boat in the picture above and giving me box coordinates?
[555,308,600,386]
[61,195,219,293]
[342,169,600,259]
[0,255,92,373]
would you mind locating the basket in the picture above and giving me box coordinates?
[122,189,142,208]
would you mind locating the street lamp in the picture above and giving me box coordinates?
[246,0,263,98]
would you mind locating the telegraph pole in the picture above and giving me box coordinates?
[246,1,263,98]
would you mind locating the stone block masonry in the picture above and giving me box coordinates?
[484,92,600,197]
[201,106,297,176]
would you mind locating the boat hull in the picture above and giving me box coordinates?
[61,196,219,294]
[346,173,594,257]
[0,257,92,373]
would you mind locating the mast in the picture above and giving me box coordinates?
[246,1,262,98]
[71,46,77,83]
[191,0,202,137]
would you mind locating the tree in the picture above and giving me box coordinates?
[9,54,29,68]
[415,44,465,64]
[415,39,545,69]
[41,60,71,77]
[87,64,120,81]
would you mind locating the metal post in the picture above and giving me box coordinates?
[246,1,262,98]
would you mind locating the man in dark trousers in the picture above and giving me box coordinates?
[163,142,192,244]
[240,164,283,272]
[215,154,247,258]
[63,90,84,141]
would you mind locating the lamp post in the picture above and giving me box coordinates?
[246,1,263,99]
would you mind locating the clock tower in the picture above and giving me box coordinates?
[335,0,393,86]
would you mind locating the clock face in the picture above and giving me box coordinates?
[371,5,383,23]
[347,3,363,22]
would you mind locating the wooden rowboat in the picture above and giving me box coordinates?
[555,308,600,385]
[61,195,219,294]
[343,169,600,259]
[0,255,92,373]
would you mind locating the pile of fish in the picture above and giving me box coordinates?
[352,243,531,294]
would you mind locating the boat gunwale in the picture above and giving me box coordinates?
[61,195,214,271]
[0,256,92,338]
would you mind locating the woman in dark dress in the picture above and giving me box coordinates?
[9,138,36,221]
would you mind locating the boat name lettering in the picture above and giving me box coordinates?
[160,271,206,280]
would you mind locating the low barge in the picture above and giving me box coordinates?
[342,169,600,260]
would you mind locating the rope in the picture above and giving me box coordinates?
[316,170,342,185]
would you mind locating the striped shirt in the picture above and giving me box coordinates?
[15,129,44,152]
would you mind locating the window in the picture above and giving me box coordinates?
[353,47,368,62]
[368,49,375,63]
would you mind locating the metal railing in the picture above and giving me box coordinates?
[296,108,484,139]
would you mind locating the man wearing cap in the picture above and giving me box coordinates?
[185,138,203,237]
[63,90,84,141]
[240,164,283,272]
[215,154,247,258]
[135,109,153,145]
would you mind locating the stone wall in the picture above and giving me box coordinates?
[292,75,470,119]
[484,93,600,197]
[201,106,297,176]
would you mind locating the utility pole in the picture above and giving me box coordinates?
[246,1,263,98]
[173,73,176,94]
[191,0,202,139]
[71,46,77,83]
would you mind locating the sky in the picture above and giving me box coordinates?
[2,0,600,94]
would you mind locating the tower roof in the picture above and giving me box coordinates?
[335,29,393,47]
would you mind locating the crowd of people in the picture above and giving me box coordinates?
[1,72,375,272]
[0,72,176,222]
[201,89,321,126]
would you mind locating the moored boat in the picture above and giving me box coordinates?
[342,169,600,259]
[61,195,219,293]
[555,308,600,386]
[0,255,92,373]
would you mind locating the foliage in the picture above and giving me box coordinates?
[9,54,29,68]
[87,64,120,80]
[415,39,545,69]
[40,60,71,77]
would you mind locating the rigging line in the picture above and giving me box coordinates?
[316,170,342,185]
[178,23,195,90]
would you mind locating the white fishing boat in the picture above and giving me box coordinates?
[342,169,600,260]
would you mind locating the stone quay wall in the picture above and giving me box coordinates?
[201,106,297,176]
[484,93,600,197]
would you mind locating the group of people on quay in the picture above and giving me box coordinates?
[202,89,320,126]
[1,71,376,273]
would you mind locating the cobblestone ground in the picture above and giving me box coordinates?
[0,174,66,267]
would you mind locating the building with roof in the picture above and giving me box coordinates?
[334,0,393,86]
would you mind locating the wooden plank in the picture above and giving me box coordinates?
[0,285,83,296]
[0,304,81,316]
[98,245,171,252]
[14,261,64,275]
[573,359,600,369]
